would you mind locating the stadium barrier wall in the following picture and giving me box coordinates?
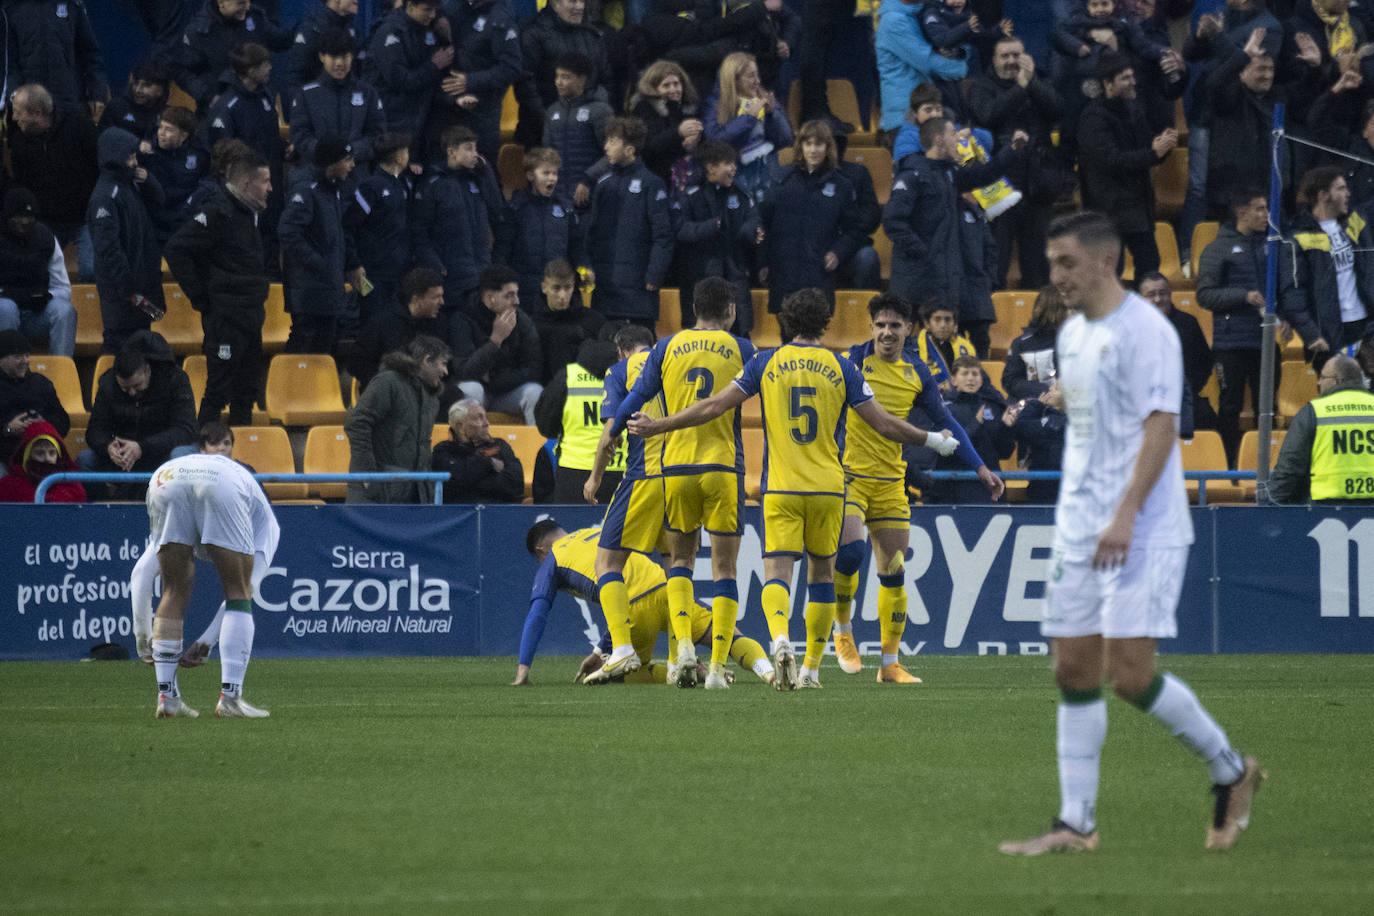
[2,504,1369,661]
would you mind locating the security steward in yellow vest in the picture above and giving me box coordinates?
[1269,355,1374,504]
[534,338,625,503]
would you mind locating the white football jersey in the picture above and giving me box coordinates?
[1053,292,1193,556]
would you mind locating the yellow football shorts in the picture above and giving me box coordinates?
[599,476,666,555]
[844,474,911,530]
[761,491,845,558]
[665,470,743,536]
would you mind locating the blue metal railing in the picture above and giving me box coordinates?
[34,472,452,505]
[924,470,1258,507]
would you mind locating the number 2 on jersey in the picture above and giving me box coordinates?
[790,386,817,443]
[686,367,714,401]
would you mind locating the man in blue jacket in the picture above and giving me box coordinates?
[1,0,108,118]
[283,0,359,97]
[289,27,387,169]
[172,0,291,110]
[581,116,674,327]
[364,0,453,159]
[279,137,363,354]
[88,127,166,355]
[347,132,414,327]
[875,0,968,144]
[432,0,523,164]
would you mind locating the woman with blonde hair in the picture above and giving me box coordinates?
[628,59,703,186]
[759,119,864,313]
[702,51,792,203]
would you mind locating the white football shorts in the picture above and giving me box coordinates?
[1041,546,1188,639]
[146,457,257,556]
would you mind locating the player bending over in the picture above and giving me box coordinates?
[132,424,279,668]
[518,520,774,686]
[833,293,1002,682]
[1000,211,1261,856]
[629,288,967,690]
[145,449,279,719]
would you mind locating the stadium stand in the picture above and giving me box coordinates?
[71,285,102,357]
[1238,429,1285,500]
[1179,431,1241,503]
[231,426,307,499]
[303,425,351,499]
[153,284,202,355]
[990,290,1037,358]
[1277,360,1319,424]
[264,355,348,426]
[30,355,88,427]
[182,355,269,425]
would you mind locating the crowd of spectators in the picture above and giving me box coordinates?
[3,0,1374,503]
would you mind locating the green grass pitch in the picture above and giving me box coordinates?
[3,654,1372,914]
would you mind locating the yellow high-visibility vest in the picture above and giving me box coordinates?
[1310,387,1374,500]
[559,363,624,473]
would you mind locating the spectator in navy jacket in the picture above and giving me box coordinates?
[173,0,292,110]
[431,0,522,165]
[99,61,170,140]
[494,147,581,310]
[140,106,210,247]
[364,0,453,159]
[89,127,165,355]
[289,27,387,169]
[284,0,360,97]
[1,0,108,117]
[580,116,674,327]
[513,0,611,148]
[674,138,761,333]
[411,125,505,324]
[347,132,414,326]
[543,53,613,207]
[833,131,882,292]
[760,119,864,315]
[279,137,363,354]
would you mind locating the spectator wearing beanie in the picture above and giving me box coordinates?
[0,189,77,358]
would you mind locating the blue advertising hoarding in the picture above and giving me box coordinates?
[2,504,1369,661]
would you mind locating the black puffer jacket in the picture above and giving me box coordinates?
[163,183,267,347]
[1076,96,1164,235]
[0,189,57,307]
[1196,222,1298,351]
[288,72,387,166]
[1,0,108,112]
[278,168,358,317]
[363,5,443,146]
[86,331,196,470]
[0,366,68,461]
[1281,211,1374,350]
[514,5,609,145]
[764,164,863,312]
[88,128,165,306]
[172,0,292,108]
[7,107,99,228]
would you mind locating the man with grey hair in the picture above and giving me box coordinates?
[1268,354,1374,505]
[431,398,524,504]
[345,335,450,504]
[7,84,100,280]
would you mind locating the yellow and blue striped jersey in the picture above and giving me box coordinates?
[604,350,665,479]
[840,341,982,478]
[732,343,874,495]
[612,328,755,474]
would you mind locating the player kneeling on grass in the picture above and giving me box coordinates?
[518,519,774,687]
[144,444,279,719]
[999,211,1262,856]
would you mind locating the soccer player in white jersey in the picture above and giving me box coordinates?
[145,449,279,719]
[1000,212,1262,856]
[132,424,279,669]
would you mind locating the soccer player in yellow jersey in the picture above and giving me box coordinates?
[834,294,1004,682]
[602,278,755,689]
[630,288,962,690]
[516,520,774,687]
[580,325,668,682]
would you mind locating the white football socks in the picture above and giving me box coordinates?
[218,611,255,698]
[1057,697,1107,834]
[1147,673,1245,785]
[152,639,182,698]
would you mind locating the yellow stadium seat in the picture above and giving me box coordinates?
[431,423,451,451]
[182,355,268,425]
[489,424,549,501]
[71,284,102,356]
[1277,360,1318,422]
[1281,328,1306,360]
[90,354,113,405]
[740,393,763,428]
[154,283,203,354]
[990,290,1037,358]
[1178,430,1241,502]
[500,85,517,143]
[985,359,1006,393]
[1189,221,1220,278]
[752,294,782,349]
[167,82,196,111]
[827,290,879,349]
[1151,148,1187,220]
[29,355,88,427]
[777,145,795,167]
[847,145,893,205]
[827,79,876,144]
[742,427,765,501]
[303,425,351,499]
[1171,290,1212,343]
[873,224,892,280]
[786,84,802,132]
[1237,428,1285,499]
[231,426,306,499]
[64,426,86,458]
[262,284,290,353]
[657,288,683,339]
[264,354,347,425]
[497,143,526,198]
[1155,222,1185,287]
